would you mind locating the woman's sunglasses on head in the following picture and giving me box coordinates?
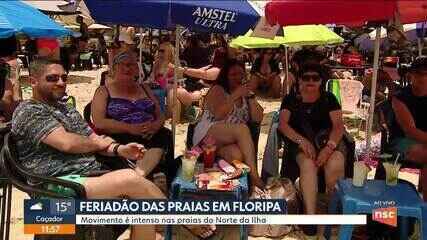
[45,74,68,83]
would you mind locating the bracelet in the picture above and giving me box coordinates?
[113,144,121,156]
[104,140,117,151]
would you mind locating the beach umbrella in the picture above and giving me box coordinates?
[265,0,427,27]
[281,25,344,46]
[368,23,419,40]
[265,0,427,151]
[230,25,343,94]
[88,23,111,30]
[230,29,286,49]
[85,0,262,149]
[85,0,261,36]
[355,23,426,55]
[0,1,71,38]
[231,25,343,49]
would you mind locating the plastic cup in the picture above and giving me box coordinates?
[181,156,197,181]
[203,144,216,169]
[352,161,370,187]
[383,162,401,186]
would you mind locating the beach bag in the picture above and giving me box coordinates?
[249,178,298,238]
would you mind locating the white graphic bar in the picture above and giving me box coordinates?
[76,214,366,225]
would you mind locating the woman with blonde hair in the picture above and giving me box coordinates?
[150,42,201,120]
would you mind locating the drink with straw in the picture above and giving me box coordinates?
[181,150,198,181]
[352,152,370,187]
[352,161,370,187]
[203,144,216,168]
[202,136,217,169]
[383,154,401,186]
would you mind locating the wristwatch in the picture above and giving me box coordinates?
[113,143,121,156]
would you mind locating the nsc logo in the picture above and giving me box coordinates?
[372,207,397,227]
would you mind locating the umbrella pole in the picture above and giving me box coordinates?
[366,26,381,151]
[139,28,143,83]
[418,38,423,57]
[172,25,183,152]
[284,46,289,95]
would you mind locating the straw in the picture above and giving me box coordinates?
[393,153,400,165]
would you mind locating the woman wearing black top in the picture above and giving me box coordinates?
[278,64,345,237]
[250,49,282,98]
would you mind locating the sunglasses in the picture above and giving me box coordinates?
[45,74,68,83]
[301,74,321,82]
[158,49,165,53]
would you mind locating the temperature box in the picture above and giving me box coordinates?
[24,199,76,235]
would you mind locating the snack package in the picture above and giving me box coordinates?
[218,159,236,174]
[232,160,251,172]
[207,179,239,191]
[196,172,238,191]
[225,168,244,180]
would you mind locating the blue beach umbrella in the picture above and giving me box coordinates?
[0,1,71,38]
[85,0,261,36]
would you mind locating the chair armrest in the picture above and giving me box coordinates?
[1,133,87,198]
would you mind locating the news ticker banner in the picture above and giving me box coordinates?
[24,199,366,235]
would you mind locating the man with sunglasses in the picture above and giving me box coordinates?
[11,59,165,239]
[391,57,427,200]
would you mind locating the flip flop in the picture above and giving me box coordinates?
[183,225,216,239]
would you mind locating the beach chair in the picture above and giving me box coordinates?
[78,51,93,71]
[0,124,12,240]
[0,131,127,240]
[327,79,369,134]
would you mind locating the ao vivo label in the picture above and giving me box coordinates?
[372,207,397,227]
